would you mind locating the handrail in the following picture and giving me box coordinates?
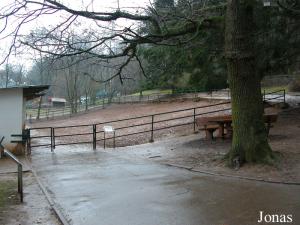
[3,149,23,203]
[0,136,4,158]
[0,136,4,145]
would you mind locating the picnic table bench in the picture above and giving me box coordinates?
[195,117,220,140]
[196,113,278,140]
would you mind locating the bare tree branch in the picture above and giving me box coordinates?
[0,0,223,82]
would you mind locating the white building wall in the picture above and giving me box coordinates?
[0,88,24,149]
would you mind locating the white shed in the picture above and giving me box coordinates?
[50,97,67,107]
[0,85,49,155]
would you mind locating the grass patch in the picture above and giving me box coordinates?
[262,86,288,93]
[0,179,19,208]
[131,89,173,96]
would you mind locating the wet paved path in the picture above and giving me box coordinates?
[31,146,300,225]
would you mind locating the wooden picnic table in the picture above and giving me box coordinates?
[207,115,232,138]
[196,113,278,140]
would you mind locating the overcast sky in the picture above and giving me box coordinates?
[0,0,154,70]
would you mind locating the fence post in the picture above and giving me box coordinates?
[150,115,154,142]
[283,89,286,103]
[53,128,56,149]
[93,124,96,150]
[193,108,196,133]
[85,98,88,111]
[18,163,23,202]
[263,89,266,101]
[47,108,49,120]
[50,128,53,152]
[113,131,116,148]
[26,129,31,155]
[103,132,106,149]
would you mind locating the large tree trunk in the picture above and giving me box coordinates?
[225,0,275,165]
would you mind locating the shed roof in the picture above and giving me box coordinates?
[0,85,50,100]
[51,97,67,103]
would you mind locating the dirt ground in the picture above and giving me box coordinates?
[29,98,300,183]
[0,172,61,225]
[116,106,300,183]
[30,99,231,147]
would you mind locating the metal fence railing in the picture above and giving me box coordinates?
[263,89,286,103]
[28,101,232,151]
[28,89,285,152]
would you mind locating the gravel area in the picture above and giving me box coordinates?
[0,173,61,225]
